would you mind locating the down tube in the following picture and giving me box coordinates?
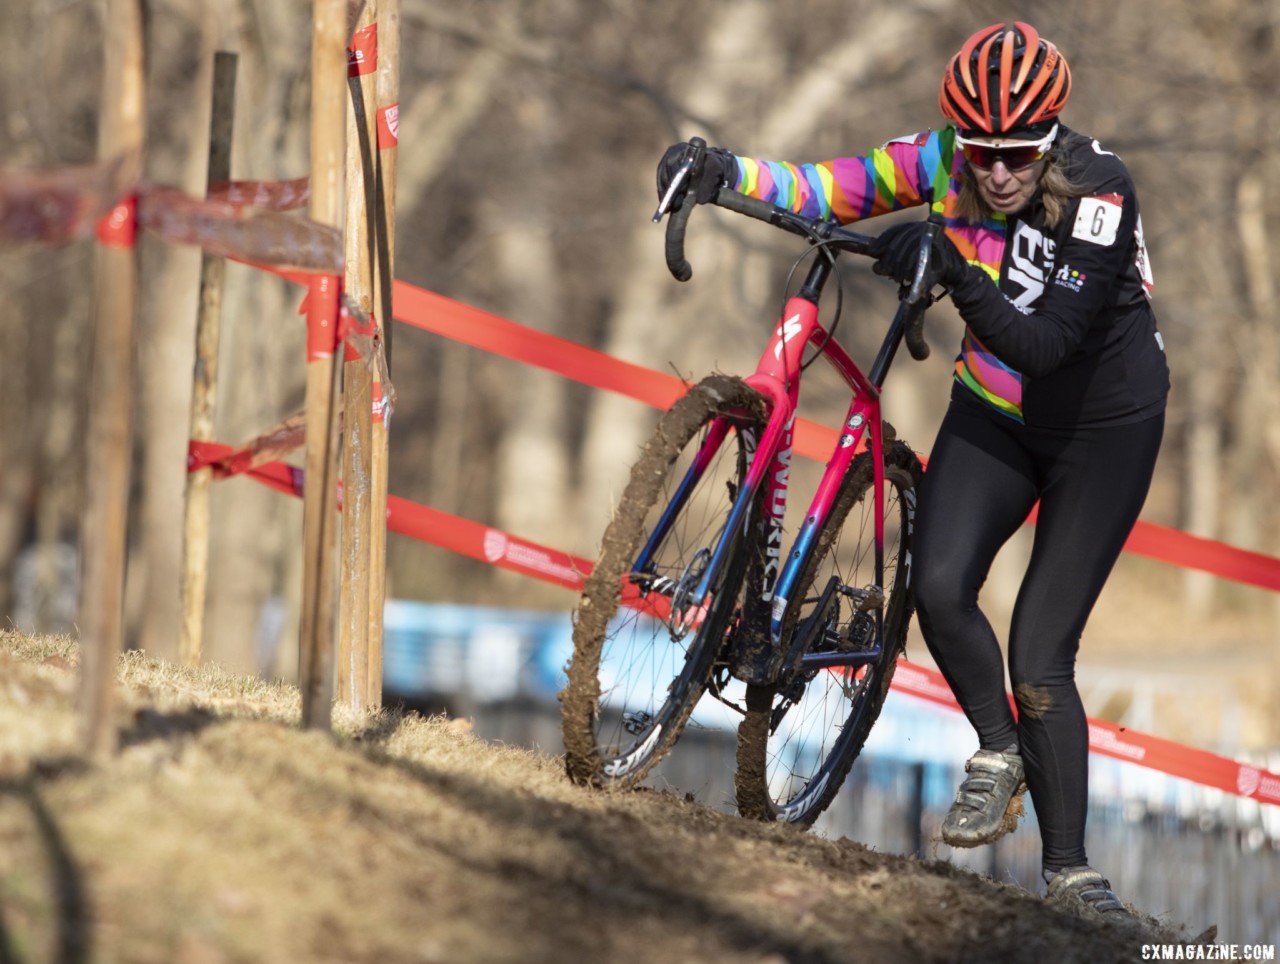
[691,395,795,606]
[631,415,734,575]
[768,394,882,642]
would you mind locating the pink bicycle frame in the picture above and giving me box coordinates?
[641,150,935,677]
[739,293,888,645]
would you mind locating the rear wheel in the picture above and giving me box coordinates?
[562,375,767,788]
[735,440,921,826]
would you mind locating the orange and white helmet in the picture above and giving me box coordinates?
[939,22,1072,136]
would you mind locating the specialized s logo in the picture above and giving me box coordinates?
[773,314,803,360]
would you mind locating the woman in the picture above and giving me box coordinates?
[657,22,1168,918]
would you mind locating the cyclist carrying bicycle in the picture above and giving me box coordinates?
[656,21,1169,920]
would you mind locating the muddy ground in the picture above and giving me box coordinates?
[0,631,1209,963]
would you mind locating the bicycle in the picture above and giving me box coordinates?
[560,138,944,827]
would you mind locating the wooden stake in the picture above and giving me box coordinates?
[367,0,399,709]
[179,51,237,668]
[300,0,347,731]
[337,0,379,709]
[79,0,145,756]
[374,0,399,377]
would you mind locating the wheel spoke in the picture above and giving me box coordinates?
[736,443,922,826]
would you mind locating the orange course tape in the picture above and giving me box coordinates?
[390,282,1280,594]
[306,274,342,362]
[187,269,1280,802]
[186,439,1280,805]
[95,196,138,248]
[391,281,846,463]
[377,105,399,149]
[348,24,377,77]
[207,177,311,212]
[188,440,590,589]
[1,154,137,245]
[889,661,1280,805]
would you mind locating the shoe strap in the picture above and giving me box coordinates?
[952,755,1022,813]
[953,777,1001,812]
[1050,868,1125,914]
[966,750,1020,775]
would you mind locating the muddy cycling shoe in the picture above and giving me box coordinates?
[1045,866,1130,919]
[941,747,1027,847]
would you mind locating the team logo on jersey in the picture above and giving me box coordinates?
[1054,264,1087,294]
[1006,222,1055,308]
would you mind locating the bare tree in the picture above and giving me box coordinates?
[2,0,1276,724]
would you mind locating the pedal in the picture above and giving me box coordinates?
[838,584,884,613]
[839,611,877,652]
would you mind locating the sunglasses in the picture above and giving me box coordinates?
[957,123,1058,172]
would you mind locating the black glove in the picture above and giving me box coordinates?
[870,220,969,287]
[656,142,734,207]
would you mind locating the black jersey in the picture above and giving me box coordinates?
[730,124,1170,427]
[945,126,1170,428]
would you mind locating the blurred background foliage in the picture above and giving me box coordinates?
[0,0,1276,743]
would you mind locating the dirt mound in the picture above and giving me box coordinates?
[0,631,1206,963]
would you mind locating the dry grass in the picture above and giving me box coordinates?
[0,630,1205,963]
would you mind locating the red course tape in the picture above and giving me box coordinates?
[95,196,138,248]
[188,276,1280,804]
[377,104,399,149]
[187,439,1280,806]
[305,274,341,361]
[348,24,377,77]
[390,282,1280,594]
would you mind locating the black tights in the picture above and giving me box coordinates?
[913,389,1163,872]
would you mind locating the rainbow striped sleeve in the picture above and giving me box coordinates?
[954,330,1025,420]
[730,128,957,225]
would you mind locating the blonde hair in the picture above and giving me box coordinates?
[954,150,1086,227]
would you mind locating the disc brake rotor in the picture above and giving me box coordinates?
[668,547,711,640]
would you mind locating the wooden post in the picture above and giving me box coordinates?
[300,0,347,731]
[79,0,145,756]
[373,0,399,376]
[367,0,400,709]
[179,51,237,667]
[337,0,379,709]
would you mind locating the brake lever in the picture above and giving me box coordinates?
[898,215,947,361]
[652,153,697,223]
[903,224,936,306]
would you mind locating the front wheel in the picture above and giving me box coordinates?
[735,440,922,827]
[562,375,767,789]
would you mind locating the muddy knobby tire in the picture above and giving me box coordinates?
[735,440,922,826]
[562,375,767,789]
